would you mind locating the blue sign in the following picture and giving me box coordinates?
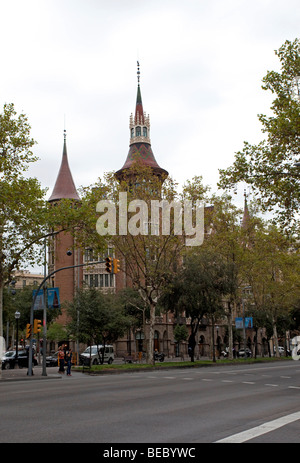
[235,317,243,329]
[32,288,60,310]
[235,317,253,329]
[245,317,253,328]
[47,288,60,309]
[32,289,44,311]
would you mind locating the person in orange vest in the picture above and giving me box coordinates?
[58,346,65,374]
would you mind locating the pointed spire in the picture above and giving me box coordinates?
[242,190,250,228]
[115,62,168,181]
[48,130,80,202]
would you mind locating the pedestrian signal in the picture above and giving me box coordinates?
[26,323,32,339]
[34,319,42,334]
[113,258,120,273]
[105,257,113,273]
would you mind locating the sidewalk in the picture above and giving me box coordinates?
[0,364,62,381]
[0,356,212,381]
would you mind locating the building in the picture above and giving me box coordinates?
[12,270,44,289]
[48,66,257,359]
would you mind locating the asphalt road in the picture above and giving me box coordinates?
[1,360,300,444]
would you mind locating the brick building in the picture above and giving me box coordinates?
[47,68,252,358]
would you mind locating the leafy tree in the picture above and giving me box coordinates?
[76,163,207,364]
[173,324,189,357]
[0,102,85,354]
[4,285,61,341]
[240,222,300,357]
[47,322,67,344]
[202,193,244,359]
[218,39,300,231]
[66,288,133,363]
[163,247,233,362]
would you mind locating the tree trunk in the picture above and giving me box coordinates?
[147,301,156,365]
[273,317,280,358]
[227,302,233,360]
[0,281,3,380]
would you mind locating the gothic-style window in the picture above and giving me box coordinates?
[136,126,141,136]
[131,128,134,138]
[143,127,147,137]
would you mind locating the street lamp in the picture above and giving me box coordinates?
[14,310,20,366]
[242,286,252,358]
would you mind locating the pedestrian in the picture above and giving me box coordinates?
[58,346,65,374]
[66,348,72,376]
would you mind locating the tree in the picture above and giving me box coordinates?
[66,288,133,363]
[218,39,300,232]
[240,222,300,357]
[0,103,82,353]
[163,247,233,362]
[173,324,189,358]
[77,163,206,364]
[202,193,244,359]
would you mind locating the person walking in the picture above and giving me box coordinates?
[58,346,65,374]
[66,348,72,376]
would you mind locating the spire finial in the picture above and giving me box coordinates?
[64,113,67,139]
[137,60,140,85]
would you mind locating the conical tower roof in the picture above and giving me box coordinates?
[241,190,251,229]
[115,62,168,181]
[48,131,80,202]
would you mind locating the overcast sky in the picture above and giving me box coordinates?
[1,0,299,208]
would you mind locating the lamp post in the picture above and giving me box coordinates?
[14,310,20,366]
[242,286,252,358]
[216,325,219,359]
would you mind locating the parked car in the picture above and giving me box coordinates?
[1,349,38,370]
[238,347,252,358]
[79,345,114,366]
[274,346,291,356]
[46,351,59,367]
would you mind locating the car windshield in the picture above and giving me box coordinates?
[3,351,15,358]
[83,347,98,354]
[83,347,104,355]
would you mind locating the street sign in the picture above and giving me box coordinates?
[47,288,60,309]
[32,287,60,310]
[235,317,253,329]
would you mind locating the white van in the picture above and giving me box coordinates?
[79,345,114,365]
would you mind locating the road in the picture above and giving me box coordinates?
[1,360,300,444]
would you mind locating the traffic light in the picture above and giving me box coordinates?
[105,256,113,273]
[113,258,120,274]
[26,323,32,339]
[33,319,42,334]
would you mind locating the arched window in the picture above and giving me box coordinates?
[131,128,134,138]
[136,126,141,137]
[143,127,147,137]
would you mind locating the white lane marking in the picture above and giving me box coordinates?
[264,384,278,387]
[242,381,255,384]
[289,386,300,389]
[215,411,300,443]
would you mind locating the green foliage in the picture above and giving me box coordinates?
[47,322,67,342]
[174,324,189,343]
[218,39,300,231]
[66,288,134,346]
